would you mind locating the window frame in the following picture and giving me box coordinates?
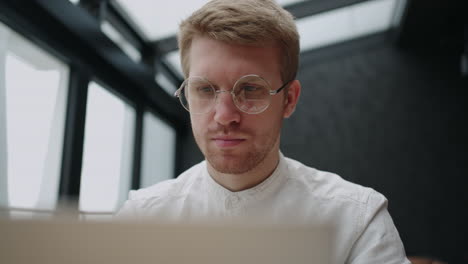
[0,21,71,212]
[0,0,187,217]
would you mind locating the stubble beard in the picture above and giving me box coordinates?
[197,130,280,175]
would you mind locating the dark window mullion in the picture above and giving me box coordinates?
[59,66,89,209]
[131,104,144,190]
[174,128,187,179]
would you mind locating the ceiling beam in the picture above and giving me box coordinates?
[153,35,178,57]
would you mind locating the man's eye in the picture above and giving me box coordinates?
[242,85,260,92]
[197,86,213,93]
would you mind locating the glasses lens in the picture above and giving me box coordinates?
[233,75,270,114]
[181,77,215,114]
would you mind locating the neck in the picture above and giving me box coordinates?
[207,149,280,192]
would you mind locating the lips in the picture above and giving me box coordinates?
[212,137,246,147]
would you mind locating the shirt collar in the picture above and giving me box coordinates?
[202,152,288,201]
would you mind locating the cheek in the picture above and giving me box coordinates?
[258,107,285,135]
[262,99,286,123]
[190,115,208,138]
[247,112,282,137]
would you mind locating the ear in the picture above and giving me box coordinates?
[283,80,301,118]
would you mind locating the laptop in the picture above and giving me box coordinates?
[0,218,330,264]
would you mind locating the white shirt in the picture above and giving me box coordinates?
[117,153,410,264]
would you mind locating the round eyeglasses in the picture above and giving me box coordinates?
[174,74,291,114]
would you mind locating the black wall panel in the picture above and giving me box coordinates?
[282,38,467,261]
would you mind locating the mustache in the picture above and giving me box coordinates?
[206,123,252,136]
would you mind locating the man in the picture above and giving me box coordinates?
[117,0,410,263]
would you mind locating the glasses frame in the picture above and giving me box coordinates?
[174,74,291,114]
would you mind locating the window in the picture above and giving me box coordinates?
[116,0,211,40]
[115,0,305,41]
[0,22,70,212]
[140,112,176,188]
[79,81,135,213]
[297,0,402,52]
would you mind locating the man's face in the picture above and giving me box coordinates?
[188,36,295,175]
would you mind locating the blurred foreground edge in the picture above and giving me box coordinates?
[0,218,331,264]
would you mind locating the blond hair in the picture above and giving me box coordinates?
[178,0,299,82]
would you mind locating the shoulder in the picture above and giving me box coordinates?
[283,157,409,263]
[284,156,383,207]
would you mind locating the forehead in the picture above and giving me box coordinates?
[188,36,282,84]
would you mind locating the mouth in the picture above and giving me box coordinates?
[212,137,246,148]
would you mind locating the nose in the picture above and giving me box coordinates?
[213,91,241,126]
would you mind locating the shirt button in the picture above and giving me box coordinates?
[225,195,240,209]
[231,194,240,204]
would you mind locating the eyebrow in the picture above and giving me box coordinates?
[189,74,274,91]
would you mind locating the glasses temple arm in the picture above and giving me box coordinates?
[270,80,293,95]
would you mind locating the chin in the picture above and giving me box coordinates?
[209,161,252,175]
[205,148,268,175]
